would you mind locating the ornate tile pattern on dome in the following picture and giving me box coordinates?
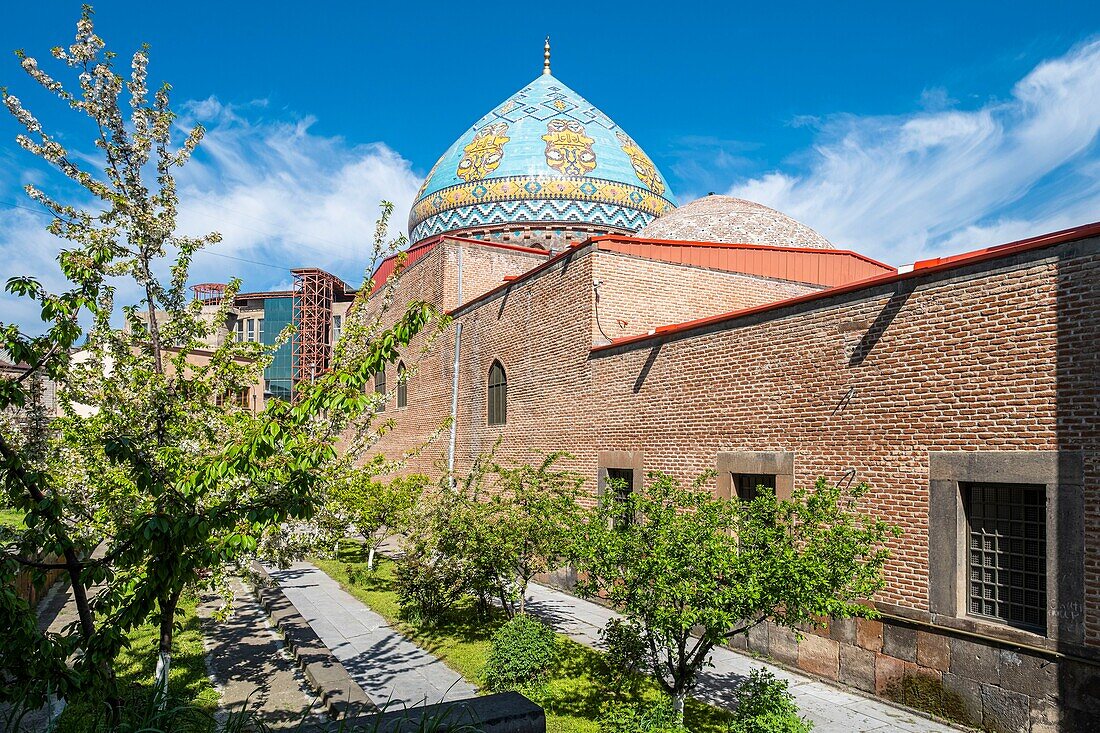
[410,198,657,243]
[408,175,673,231]
[409,73,677,242]
[456,122,510,182]
[616,131,665,196]
[543,120,597,175]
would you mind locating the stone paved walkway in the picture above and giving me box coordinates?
[198,577,323,730]
[523,582,962,733]
[267,562,477,708]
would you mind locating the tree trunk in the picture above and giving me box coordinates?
[155,588,181,709]
[672,692,685,723]
[367,545,376,572]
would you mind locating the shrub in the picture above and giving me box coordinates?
[727,669,812,733]
[600,618,648,691]
[393,555,466,624]
[599,698,688,733]
[483,614,559,691]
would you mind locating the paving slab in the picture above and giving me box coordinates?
[524,582,962,733]
[267,562,477,708]
[198,577,324,730]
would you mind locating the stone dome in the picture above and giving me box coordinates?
[637,195,834,249]
[408,70,677,246]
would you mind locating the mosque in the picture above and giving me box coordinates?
[207,43,1099,731]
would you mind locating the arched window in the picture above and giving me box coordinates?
[374,369,386,411]
[487,360,507,425]
[396,362,407,409]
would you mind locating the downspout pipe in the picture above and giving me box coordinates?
[447,244,463,488]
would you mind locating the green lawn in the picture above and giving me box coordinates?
[311,544,732,733]
[54,594,220,733]
[0,507,26,531]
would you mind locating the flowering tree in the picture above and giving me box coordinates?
[0,7,440,720]
[328,463,429,570]
[571,474,899,721]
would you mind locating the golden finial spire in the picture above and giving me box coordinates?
[543,37,551,75]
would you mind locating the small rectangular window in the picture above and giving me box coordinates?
[257,318,264,343]
[246,318,256,342]
[605,468,634,529]
[963,482,1047,633]
[733,473,776,502]
[235,319,244,342]
[332,314,342,344]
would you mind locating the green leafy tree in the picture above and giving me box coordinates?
[463,452,583,616]
[330,466,428,570]
[0,7,441,720]
[572,474,899,721]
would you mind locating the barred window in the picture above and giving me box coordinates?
[487,360,507,425]
[605,468,634,529]
[963,482,1047,633]
[733,473,775,502]
[396,362,407,409]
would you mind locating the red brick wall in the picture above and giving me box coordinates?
[591,249,822,340]
[370,237,1099,645]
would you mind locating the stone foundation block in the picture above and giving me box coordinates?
[949,637,1000,683]
[874,653,917,695]
[1030,696,1062,733]
[916,630,950,671]
[942,672,983,726]
[856,617,883,652]
[839,643,876,693]
[998,647,1056,698]
[797,633,839,680]
[980,683,1030,733]
[746,621,769,655]
[770,626,799,667]
[882,623,917,663]
[829,617,856,647]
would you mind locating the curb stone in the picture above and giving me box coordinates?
[249,561,377,720]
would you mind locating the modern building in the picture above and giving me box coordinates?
[197,52,1099,731]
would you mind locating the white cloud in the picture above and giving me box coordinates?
[176,97,421,287]
[0,97,422,333]
[729,38,1100,265]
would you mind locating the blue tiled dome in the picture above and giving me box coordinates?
[408,72,678,245]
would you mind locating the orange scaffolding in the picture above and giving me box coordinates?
[291,268,342,397]
[190,282,226,305]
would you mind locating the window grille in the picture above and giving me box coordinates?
[605,468,634,529]
[733,473,776,502]
[488,361,507,425]
[963,482,1047,633]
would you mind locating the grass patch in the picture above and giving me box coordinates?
[54,594,220,732]
[312,543,732,733]
[0,508,26,531]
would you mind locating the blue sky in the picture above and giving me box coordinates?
[0,1,1098,327]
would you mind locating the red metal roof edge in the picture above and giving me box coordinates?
[591,221,1100,354]
[589,234,896,272]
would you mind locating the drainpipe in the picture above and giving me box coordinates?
[447,244,463,489]
[447,323,462,489]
